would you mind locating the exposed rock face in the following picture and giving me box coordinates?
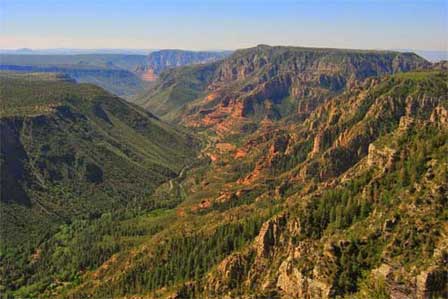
[430,105,448,127]
[367,144,398,172]
[206,253,248,295]
[180,71,447,299]
[188,46,427,132]
[270,135,290,155]
[312,128,333,155]
[140,45,429,131]
[431,60,448,70]
[277,258,308,298]
[137,49,230,81]
[275,240,339,299]
[135,65,156,81]
[254,214,288,258]
[13,44,446,299]
[405,95,440,118]
[398,116,415,131]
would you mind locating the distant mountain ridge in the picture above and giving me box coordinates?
[0,53,148,70]
[1,47,446,62]
[0,51,232,96]
[135,49,231,81]
[0,54,150,97]
[138,45,429,128]
[0,48,153,55]
[395,49,448,62]
[0,64,144,97]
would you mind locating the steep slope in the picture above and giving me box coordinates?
[139,45,429,127]
[0,73,198,296]
[0,54,148,72]
[134,49,231,82]
[199,70,448,299]
[135,63,219,118]
[0,65,145,97]
[55,69,446,299]
[0,54,150,97]
[2,48,445,299]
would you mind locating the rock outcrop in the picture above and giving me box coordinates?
[205,252,249,295]
[137,49,230,82]
[254,214,288,258]
[139,45,429,129]
[367,144,398,172]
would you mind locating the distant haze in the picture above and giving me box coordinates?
[408,50,448,62]
[0,48,155,55]
[1,48,447,63]
[1,0,447,52]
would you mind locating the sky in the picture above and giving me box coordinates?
[1,0,447,51]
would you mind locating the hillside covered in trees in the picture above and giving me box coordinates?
[1,45,447,299]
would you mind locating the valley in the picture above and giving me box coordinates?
[0,45,447,299]
[0,50,230,98]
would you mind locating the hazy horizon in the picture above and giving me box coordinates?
[0,46,447,52]
[1,46,447,63]
[1,0,447,52]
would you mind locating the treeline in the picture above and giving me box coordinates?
[3,209,168,298]
[95,215,266,297]
[270,139,313,175]
[298,171,373,239]
[298,123,447,240]
[291,124,447,297]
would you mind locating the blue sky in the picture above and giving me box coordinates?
[1,0,447,51]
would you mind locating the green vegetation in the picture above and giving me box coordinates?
[0,66,145,97]
[0,74,198,297]
[138,44,428,122]
[298,171,374,239]
[291,121,447,297]
[7,209,175,298]
[1,48,446,299]
[136,62,218,120]
[101,215,265,297]
[0,54,148,70]
[0,53,150,96]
